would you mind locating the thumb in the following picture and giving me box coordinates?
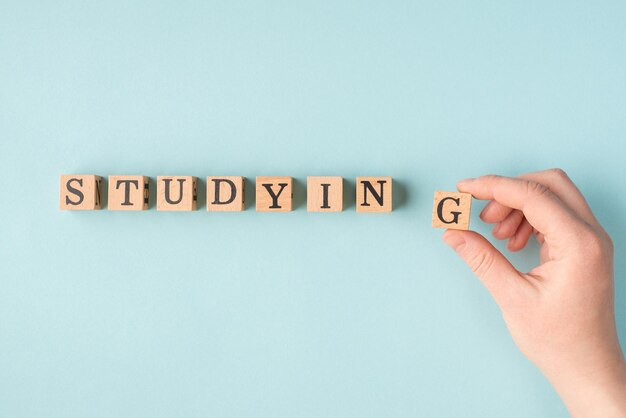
[442,229,525,307]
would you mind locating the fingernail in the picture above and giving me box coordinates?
[443,232,466,252]
[459,177,476,183]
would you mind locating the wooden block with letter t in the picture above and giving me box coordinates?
[432,191,472,230]
[59,174,102,210]
[256,176,293,212]
[206,176,245,211]
[156,176,197,211]
[307,176,343,212]
[356,176,392,213]
[108,175,149,211]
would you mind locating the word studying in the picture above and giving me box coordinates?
[59,174,473,230]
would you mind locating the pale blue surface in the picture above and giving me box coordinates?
[1,1,625,417]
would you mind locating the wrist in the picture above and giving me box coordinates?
[546,356,626,417]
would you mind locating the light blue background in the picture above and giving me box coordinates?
[1,1,625,417]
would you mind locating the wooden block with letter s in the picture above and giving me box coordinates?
[59,174,102,210]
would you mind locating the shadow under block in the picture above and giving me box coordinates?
[156,176,197,211]
[59,174,102,210]
[432,191,472,230]
[356,177,392,213]
[206,176,245,211]
[256,176,293,212]
[108,175,149,211]
[307,176,343,212]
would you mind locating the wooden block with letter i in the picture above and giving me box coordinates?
[432,191,472,230]
[256,176,293,212]
[59,174,102,210]
[356,176,392,213]
[108,175,149,210]
[207,176,245,211]
[307,176,343,212]
[157,176,197,211]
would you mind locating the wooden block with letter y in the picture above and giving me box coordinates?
[256,176,293,212]
[307,176,343,212]
[356,176,392,213]
[432,191,472,230]
[59,174,102,210]
[108,175,149,210]
[156,176,197,211]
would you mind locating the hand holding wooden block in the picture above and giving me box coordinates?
[356,177,392,213]
[108,175,149,211]
[307,176,343,212]
[59,174,102,210]
[432,191,472,230]
[256,176,293,212]
[207,176,245,211]
[156,176,197,211]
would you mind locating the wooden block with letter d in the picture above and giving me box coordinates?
[307,176,343,212]
[156,176,197,211]
[356,176,392,213]
[108,175,149,210]
[59,174,102,210]
[256,176,293,212]
[432,191,472,230]
[207,176,245,211]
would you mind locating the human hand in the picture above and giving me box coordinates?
[442,169,626,417]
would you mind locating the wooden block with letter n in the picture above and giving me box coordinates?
[156,176,197,211]
[108,175,149,211]
[356,176,392,213]
[432,191,472,230]
[307,176,343,212]
[256,176,293,212]
[59,174,102,210]
[207,176,245,211]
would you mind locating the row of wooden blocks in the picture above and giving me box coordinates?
[59,174,472,229]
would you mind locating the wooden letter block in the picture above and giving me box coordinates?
[156,176,197,211]
[108,175,149,211]
[356,177,392,213]
[256,176,293,212]
[432,191,472,230]
[307,176,343,212]
[59,174,102,210]
[207,176,245,211]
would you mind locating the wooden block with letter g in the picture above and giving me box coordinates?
[356,176,392,213]
[207,176,245,211]
[432,191,472,230]
[256,176,293,212]
[307,176,343,212]
[59,174,102,210]
[156,176,197,211]
[108,175,149,211]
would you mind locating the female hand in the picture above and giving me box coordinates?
[442,169,626,417]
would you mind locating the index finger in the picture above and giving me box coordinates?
[458,175,585,239]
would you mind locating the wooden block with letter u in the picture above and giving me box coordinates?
[108,175,149,210]
[156,176,197,211]
[59,174,102,210]
[432,191,472,230]
[356,176,392,213]
[256,176,293,212]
